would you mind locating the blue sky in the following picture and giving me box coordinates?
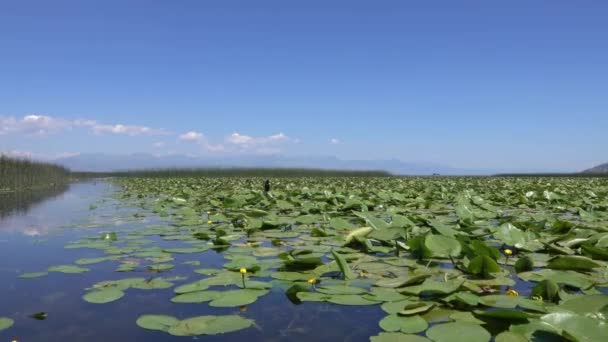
[1,0,607,172]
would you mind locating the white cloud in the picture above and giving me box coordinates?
[0,150,79,160]
[0,114,168,137]
[179,131,204,142]
[225,132,290,148]
[90,123,166,136]
[153,141,166,148]
[0,114,72,136]
[330,138,341,144]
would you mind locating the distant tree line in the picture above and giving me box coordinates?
[0,155,71,192]
[72,167,392,178]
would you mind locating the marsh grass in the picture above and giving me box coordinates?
[0,155,70,192]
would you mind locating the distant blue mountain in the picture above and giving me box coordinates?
[54,153,492,175]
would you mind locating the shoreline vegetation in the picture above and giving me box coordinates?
[0,155,71,193]
[72,168,393,178]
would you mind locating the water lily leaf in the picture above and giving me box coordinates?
[493,223,527,248]
[271,271,313,281]
[449,312,485,324]
[581,244,608,261]
[174,280,210,294]
[514,255,534,273]
[399,302,435,316]
[163,247,209,254]
[83,288,125,304]
[209,289,268,307]
[560,294,608,315]
[473,310,530,323]
[365,287,409,302]
[296,291,329,302]
[331,250,355,280]
[136,314,179,332]
[428,220,457,237]
[171,291,222,303]
[326,294,379,306]
[382,300,414,314]
[426,322,491,342]
[467,255,501,278]
[330,217,354,230]
[345,227,373,245]
[530,279,559,303]
[546,256,600,271]
[0,317,14,331]
[375,273,432,288]
[18,272,48,279]
[379,314,428,333]
[317,285,366,295]
[517,269,594,289]
[48,265,89,274]
[147,263,174,272]
[416,278,464,296]
[494,331,528,342]
[168,315,253,336]
[370,332,432,342]
[541,311,606,342]
[425,234,461,257]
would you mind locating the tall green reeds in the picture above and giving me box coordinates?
[0,155,70,192]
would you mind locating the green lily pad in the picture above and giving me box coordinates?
[326,294,380,306]
[168,315,254,336]
[494,331,528,342]
[425,234,461,257]
[136,314,179,332]
[171,290,222,303]
[0,317,14,331]
[379,314,428,333]
[18,272,48,279]
[541,311,606,342]
[426,322,491,342]
[83,288,125,304]
[331,250,356,280]
[209,289,268,307]
[370,332,432,342]
[48,265,89,274]
[546,256,600,271]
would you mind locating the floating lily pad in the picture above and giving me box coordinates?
[18,272,48,279]
[426,322,491,342]
[209,289,268,307]
[83,288,125,304]
[136,314,179,332]
[379,314,428,333]
[48,265,89,274]
[168,315,253,336]
[371,332,432,342]
[0,317,14,331]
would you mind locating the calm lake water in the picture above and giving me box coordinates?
[0,181,385,341]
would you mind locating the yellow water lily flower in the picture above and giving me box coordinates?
[240,268,247,274]
[506,288,519,296]
[307,278,317,285]
[504,249,513,256]
[207,220,213,224]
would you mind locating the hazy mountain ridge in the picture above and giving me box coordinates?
[54,153,490,175]
[582,162,608,174]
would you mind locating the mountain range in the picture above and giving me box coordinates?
[54,153,492,175]
[582,162,608,174]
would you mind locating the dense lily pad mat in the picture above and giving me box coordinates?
[19,176,608,340]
